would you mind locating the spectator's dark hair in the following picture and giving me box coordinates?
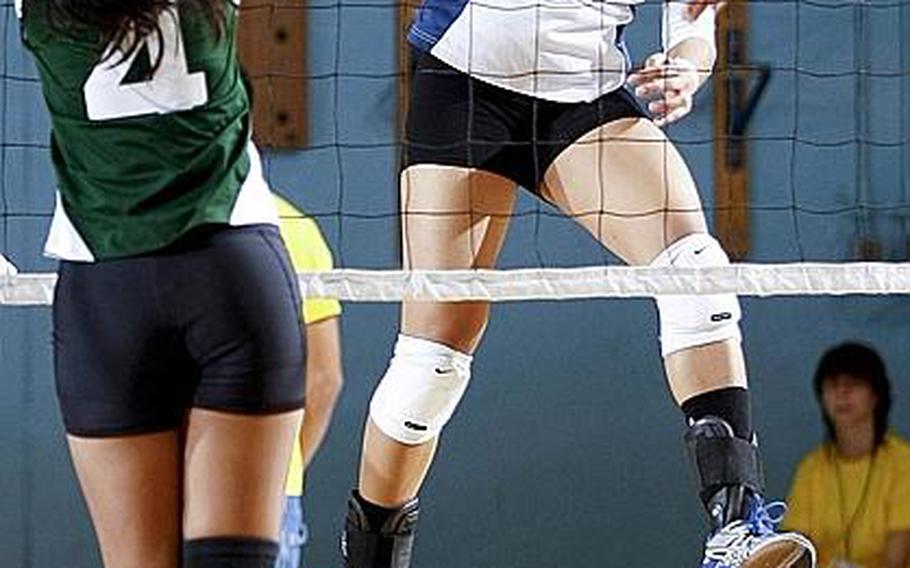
[49,1,229,73]
[813,342,892,447]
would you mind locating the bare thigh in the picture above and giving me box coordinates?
[68,432,181,568]
[541,117,746,399]
[541,117,706,265]
[183,408,302,540]
[68,409,301,568]
[399,165,517,353]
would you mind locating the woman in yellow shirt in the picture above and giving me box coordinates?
[275,195,344,568]
[784,342,910,568]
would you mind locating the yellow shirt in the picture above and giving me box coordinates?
[275,194,342,496]
[784,433,910,568]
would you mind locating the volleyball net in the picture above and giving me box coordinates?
[1,0,909,305]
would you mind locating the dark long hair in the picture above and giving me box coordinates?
[49,0,229,72]
[813,341,893,448]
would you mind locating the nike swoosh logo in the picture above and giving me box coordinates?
[435,367,454,375]
[694,246,708,255]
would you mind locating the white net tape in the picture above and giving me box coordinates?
[3,263,910,306]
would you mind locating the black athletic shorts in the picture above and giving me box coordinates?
[403,51,648,193]
[53,224,306,437]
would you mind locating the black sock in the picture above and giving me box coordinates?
[681,386,753,440]
[183,537,278,568]
[354,490,400,529]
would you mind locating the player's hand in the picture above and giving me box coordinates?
[687,0,726,20]
[0,254,18,276]
[627,53,703,127]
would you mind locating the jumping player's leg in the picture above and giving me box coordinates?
[344,165,517,568]
[542,117,813,568]
[541,117,745,398]
[399,166,518,354]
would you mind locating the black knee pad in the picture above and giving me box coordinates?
[183,537,279,568]
[342,492,419,568]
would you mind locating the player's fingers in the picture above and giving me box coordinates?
[648,100,670,115]
[628,68,661,86]
[645,52,669,69]
[628,53,671,85]
[633,81,663,99]
[631,70,689,95]
[661,106,693,125]
[648,92,688,114]
[653,100,693,126]
[634,79,674,99]
[635,74,694,99]
[657,75,693,93]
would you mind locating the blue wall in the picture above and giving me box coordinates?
[1,1,909,567]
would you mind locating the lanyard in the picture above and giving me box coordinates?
[831,445,877,563]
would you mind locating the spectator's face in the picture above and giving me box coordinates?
[821,373,877,430]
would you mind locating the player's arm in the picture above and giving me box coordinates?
[300,315,343,469]
[628,1,716,126]
[275,194,344,469]
[884,531,910,568]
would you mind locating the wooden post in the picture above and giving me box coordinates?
[713,4,751,260]
[397,0,419,139]
[396,0,420,259]
[237,1,308,148]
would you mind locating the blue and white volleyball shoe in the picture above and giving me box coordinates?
[701,498,816,568]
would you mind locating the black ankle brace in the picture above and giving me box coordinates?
[685,416,765,529]
[342,491,419,568]
[682,387,753,441]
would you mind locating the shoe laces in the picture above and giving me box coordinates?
[746,496,787,536]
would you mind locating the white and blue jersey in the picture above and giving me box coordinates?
[408,0,715,103]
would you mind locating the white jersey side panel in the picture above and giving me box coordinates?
[417,0,634,102]
[44,141,278,261]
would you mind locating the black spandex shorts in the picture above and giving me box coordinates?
[54,224,306,437]
[403,51,648,193]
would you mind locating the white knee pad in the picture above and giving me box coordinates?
[369,334,473,445]
[650,234,742,357]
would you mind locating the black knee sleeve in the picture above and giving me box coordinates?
[183,537,279,568]
[342,491,419,568]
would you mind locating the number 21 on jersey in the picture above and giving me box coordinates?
[84,8,208,121]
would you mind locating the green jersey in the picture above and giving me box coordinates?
[19,0,277,261]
